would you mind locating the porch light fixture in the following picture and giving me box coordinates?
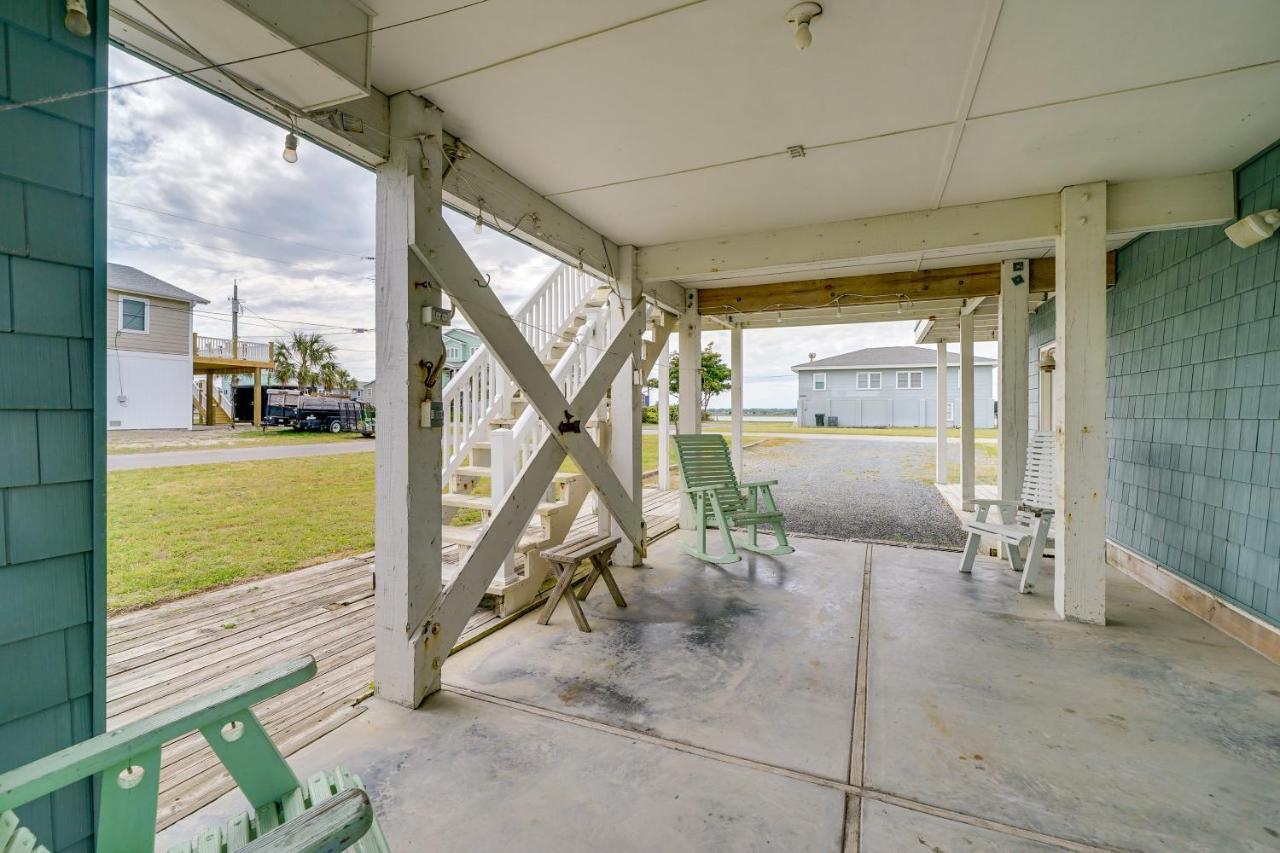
[282,131,299,163]
[785,2,822,50]
[1224,209,1279,249]
[64,0,91,37]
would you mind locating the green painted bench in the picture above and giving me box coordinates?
[0,656,389,853]
[672,434,794,564]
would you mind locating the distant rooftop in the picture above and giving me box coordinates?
[792,345,996,371]
[107,263,209,305]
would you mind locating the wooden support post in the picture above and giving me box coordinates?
[373,93,445,707]
[204,370,215,426]
[730,323,744,475]
[998,260,1030,505]
[935,342,948,484]
[677,289,701,529]
[252,368,262,427]
[610,245,643,566]
[1054,182,1108,625]
[959,314,975,510]
[657,338,671,491]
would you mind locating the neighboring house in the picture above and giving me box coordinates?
[356,379,375,404]
[442,327,482,383]
[107,263,209,430]
[792,345,996,428]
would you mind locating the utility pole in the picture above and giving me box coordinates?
[230,281,240,355]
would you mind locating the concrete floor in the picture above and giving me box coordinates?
[162,534,1280,852]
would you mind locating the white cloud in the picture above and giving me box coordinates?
[107,48,996,394]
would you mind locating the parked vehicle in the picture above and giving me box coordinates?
[262,390,374,435]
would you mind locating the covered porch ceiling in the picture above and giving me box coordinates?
[109,0,1279,309]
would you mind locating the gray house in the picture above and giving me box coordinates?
[793,346,996,428]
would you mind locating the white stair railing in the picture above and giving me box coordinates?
[440,264,600,481]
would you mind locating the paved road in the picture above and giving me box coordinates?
[741,437,967,548]
[108,440,375,471]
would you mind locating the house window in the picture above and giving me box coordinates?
[896,371,923,389]
[811,372,827,391]
[448,345,461,360]
[855,372,881,390]
[946,402,954,422]
[119,297,148,332]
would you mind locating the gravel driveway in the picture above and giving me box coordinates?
[742,438,968,548]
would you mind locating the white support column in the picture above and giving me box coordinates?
[935,342,948,483]
[959,313,976,511]
[657,338,672,491]
[1054,182,1108,625]
[677,289,701,529]
[373,93,444,707]
[610,246,644,566]
[489,427,517,584]
[730,323,744,474]
[998,260,1030,502]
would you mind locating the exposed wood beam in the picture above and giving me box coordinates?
[700,254,1115,319]
[639,174,1230,285]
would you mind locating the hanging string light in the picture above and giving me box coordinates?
[282,129,299,163]
[64,0,91,37]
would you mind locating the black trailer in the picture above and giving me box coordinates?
[262,390,373,435]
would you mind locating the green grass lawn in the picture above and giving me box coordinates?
[108,452,375,611]
[699,421,998,439]
[108,428,367,455]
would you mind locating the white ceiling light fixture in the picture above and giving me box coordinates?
[1224,209,1279,248]
[785,2,823,51]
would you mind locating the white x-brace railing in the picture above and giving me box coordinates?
[439,264,599,482]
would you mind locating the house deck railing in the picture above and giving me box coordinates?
[193,334,273,364]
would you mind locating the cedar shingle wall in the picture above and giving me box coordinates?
[0,2,105,850]
[1029,140,1280,625]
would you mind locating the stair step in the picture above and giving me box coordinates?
[442,493,568,515]
[443,525,548,552]
[488,416,517,428]
[453,465,581,485]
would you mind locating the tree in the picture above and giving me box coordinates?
[272,331,343,393]
[648,344,732,414]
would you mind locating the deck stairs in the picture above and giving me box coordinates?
[438,264,674,615]
[192,379,235,425]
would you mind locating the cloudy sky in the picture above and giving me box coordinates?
[108,48,995,408]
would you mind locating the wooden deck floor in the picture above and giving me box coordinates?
[107,487,682,828]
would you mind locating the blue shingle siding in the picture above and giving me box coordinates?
[1029,140,1280,625]
[0,2,105,850]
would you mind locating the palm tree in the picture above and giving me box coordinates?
[273,332,339,393]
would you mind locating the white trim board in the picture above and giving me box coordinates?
[1106,541,1280,665]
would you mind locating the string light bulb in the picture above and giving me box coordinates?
[282,131,298,164]
[473,208,484,235]
[785,2,822,51]
[64,0,92,37]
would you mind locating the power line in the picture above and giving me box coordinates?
[110,200,374,260]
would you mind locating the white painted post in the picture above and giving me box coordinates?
[657,338,671,490]
[960,313,975,511]
[1054,182,1108,625]
[373,93,443,707]
[935,342,948,484]
[677,289,701,529]
[730,323,744,474]
[595,301,614,538]
[998,260,1030,504]
[610,245,644,566]
[489,427,517,585]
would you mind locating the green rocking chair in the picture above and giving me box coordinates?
[672,434,794,564]
[0,656,388,853]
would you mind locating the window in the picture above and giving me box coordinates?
[855,372,881,390]
[946,402,954,422]
[119,297,148,332]
[896,371,923,390]
[448,345,461,360]
[811,372,827,391]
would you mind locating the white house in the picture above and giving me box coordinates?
[793,345,996,428]
[107,263,208,430]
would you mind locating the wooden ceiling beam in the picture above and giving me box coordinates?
[697,253,1115,317]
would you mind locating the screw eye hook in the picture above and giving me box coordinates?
[475,273,491,289]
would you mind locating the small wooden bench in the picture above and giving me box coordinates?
[0,656,389,853]
[958,431,1056,593]
[672,434,794,565]
[538,534,626,632]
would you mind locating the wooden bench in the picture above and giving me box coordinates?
[672,434,794,564]
[0,656,389,853]
[958,430,1056,593]
[538,534,627,632]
